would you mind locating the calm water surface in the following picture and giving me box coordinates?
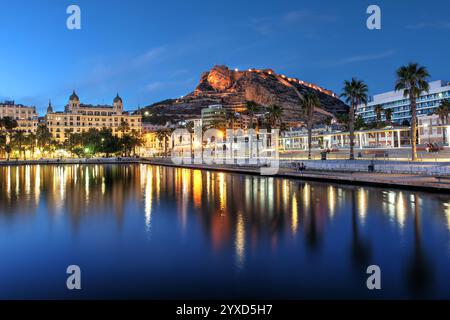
[0,164,449,299]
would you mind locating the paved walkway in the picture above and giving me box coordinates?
[279,170,450,191]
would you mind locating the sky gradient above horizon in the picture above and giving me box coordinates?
[1,0,450,114]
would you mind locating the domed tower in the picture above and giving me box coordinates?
[68,90,80,113]
[47,100,53,114]
[113,93,123,114]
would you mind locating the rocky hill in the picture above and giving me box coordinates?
[141,65,348,123]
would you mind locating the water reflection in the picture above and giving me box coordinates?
[406,194,433,295]
[235,212,245,270]
[0,164,449,299]
[144,165,153,232]
[351,190,371,268]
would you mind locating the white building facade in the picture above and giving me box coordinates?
[357,80,450,124]
[417,114,450,144]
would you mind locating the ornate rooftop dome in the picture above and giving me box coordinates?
[47,100,53,113]
[114,93,122,103]
[69,90,79,101]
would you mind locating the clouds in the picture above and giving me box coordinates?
[30,44,191,110]
[132,46,167,67]
[251,9,338,36]
[143,81,166,92]
[282,10,337,24]
[331,50,396,66]
[142,78,195,93]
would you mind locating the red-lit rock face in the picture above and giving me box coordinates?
[143,65,348,122]
[206,65,233,91]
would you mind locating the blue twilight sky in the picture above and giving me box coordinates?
[1,0,450,114]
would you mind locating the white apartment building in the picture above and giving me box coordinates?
[357,80,450,124]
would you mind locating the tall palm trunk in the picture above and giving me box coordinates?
[6,133,11,161]
[307,122,312,160]
[307,108,313,160]
[442,116,447,145]
[410,98,418,161]
[164,137,168,157]
[349,102,355,160]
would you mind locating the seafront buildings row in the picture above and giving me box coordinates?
[356,80,450,123]
[1,80,450,158]
[1,91,142,143]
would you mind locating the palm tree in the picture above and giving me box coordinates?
[117,119,130,137]
[324,117,333,129]
[156,128,171,157]
[25,133,37,159]
[435,100,450,144]
[208,119,227,131]
[0,116,18,133]
[341,78,368,160]
[384,108,393,126]
[246,101,260,129]
[300,92,321,160]
[0,117,18,160]
[395,63,430,161]
[36,124,53,155]
[355,116,366,131]
[227,112,239,129]
[374,105,384,128]
[266,105,283,129]
[337,114,350,131]
[66,132,84,157]
[185,121,194,133]
[12,130,27,159]
[373,105,384,146]
[119,130,142,157]
[130,130,143,155]
[0,133,6,159]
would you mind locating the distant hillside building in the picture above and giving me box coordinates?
[227,113,260,130]
[0,101,38,133]
[357,80,450,124]
[45,91,142,142]
[142,122,169,133]
[201,105,227,128]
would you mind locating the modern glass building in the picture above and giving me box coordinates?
[356,80,450,124]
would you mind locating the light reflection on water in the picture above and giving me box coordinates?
[0,164,449,299]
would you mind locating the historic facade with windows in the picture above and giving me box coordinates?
[0,101,38,133]
[45,91,142,142]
